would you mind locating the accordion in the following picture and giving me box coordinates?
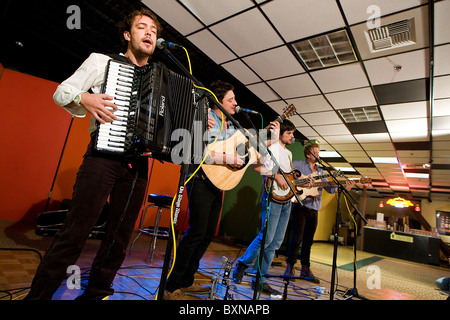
[94,59,208,163]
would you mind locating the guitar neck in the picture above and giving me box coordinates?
[313,178,360,188]
[292,173,332,186]
[264,116,285,130]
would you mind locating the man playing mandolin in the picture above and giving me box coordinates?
[283,143,355,283]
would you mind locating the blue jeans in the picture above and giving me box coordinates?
[238,192,291,282]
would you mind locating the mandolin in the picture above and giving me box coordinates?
[265,170,344,203]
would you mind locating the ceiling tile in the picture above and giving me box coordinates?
[364,49,429,85]
[434,0,450,45]
[360,142,395,151]
[314,123,351,136]
[332,143,363,151]
[310,63,369,93]
[325,87,377,109]
[398,157,430,165]
[385,118,428,133]
[339,0,427,25]
[286,95,333,113]
[433,140,450,150]
[411,189,430,197]
[261,0,345,42]
[267,100,290,115]
[302,111,342,126]
[339,150,368,157]
[323,134,358,144]
[179,0,254,26]
[432,157,450,165]
[144,0,203,35]
[380,101,428,120]
[296,126,319,138]
[349,5,429,60]
[397,150,430,158]
[210,8,283,57]
[434,44,450,76]
[243,46,305,81]
[390,131,430,142]
[432,129,450,141]
[434,75,450,99]
[267,74,320,99]
[346,157,372,163]
[221,59,260,85]
[246,82,279,102]
[354,132,391,143]
[433,99,450,117]
[346,121,388,135]
[289,116,309,128]
[373,78,428,104]
[187,29,236,64]
[432,115,450,130]
[375,163,402,171]
[366,150,397,157]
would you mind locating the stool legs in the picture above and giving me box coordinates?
[129,204,151,254]
[128,204,169,264]
[148,206,163,264]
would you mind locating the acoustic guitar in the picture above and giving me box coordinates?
[265,170,344,203]
[201,104,297,190]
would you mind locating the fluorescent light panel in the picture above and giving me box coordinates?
[405,172,429,178]
[334,167,356,172]
[371,157,399,164]
[320,151,341,157]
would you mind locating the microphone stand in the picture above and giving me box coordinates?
[156,46,302,299]
[304,148,367,300]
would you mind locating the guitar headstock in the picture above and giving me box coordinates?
[359,177,372,185]
[332,170,345,178]
[283,104,297,118]
[278,104,297,122]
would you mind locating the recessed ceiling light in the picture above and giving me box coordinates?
[405,172,429,179]
[320,151,341,158]
[334,167,356,172]
[371,157,398,164]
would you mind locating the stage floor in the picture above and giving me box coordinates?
[1,227,449,301]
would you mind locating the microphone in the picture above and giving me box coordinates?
[235,105,259,114]
[156,38,183,50]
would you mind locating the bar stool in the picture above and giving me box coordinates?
[129,194,173,263]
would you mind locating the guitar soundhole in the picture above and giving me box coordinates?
[229,143,249,170]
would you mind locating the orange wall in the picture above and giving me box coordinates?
[0,68,71,222]
[0,66,189,231]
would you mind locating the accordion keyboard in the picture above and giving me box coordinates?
[95,60,136,153]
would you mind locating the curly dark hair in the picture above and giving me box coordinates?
[209,80,235,104]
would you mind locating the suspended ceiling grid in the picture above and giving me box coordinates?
[143,0,450,201]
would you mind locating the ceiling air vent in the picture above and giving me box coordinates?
[292,29,358,70]
[367,18,416,52]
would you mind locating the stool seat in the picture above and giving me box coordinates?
[147,194,173,207]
